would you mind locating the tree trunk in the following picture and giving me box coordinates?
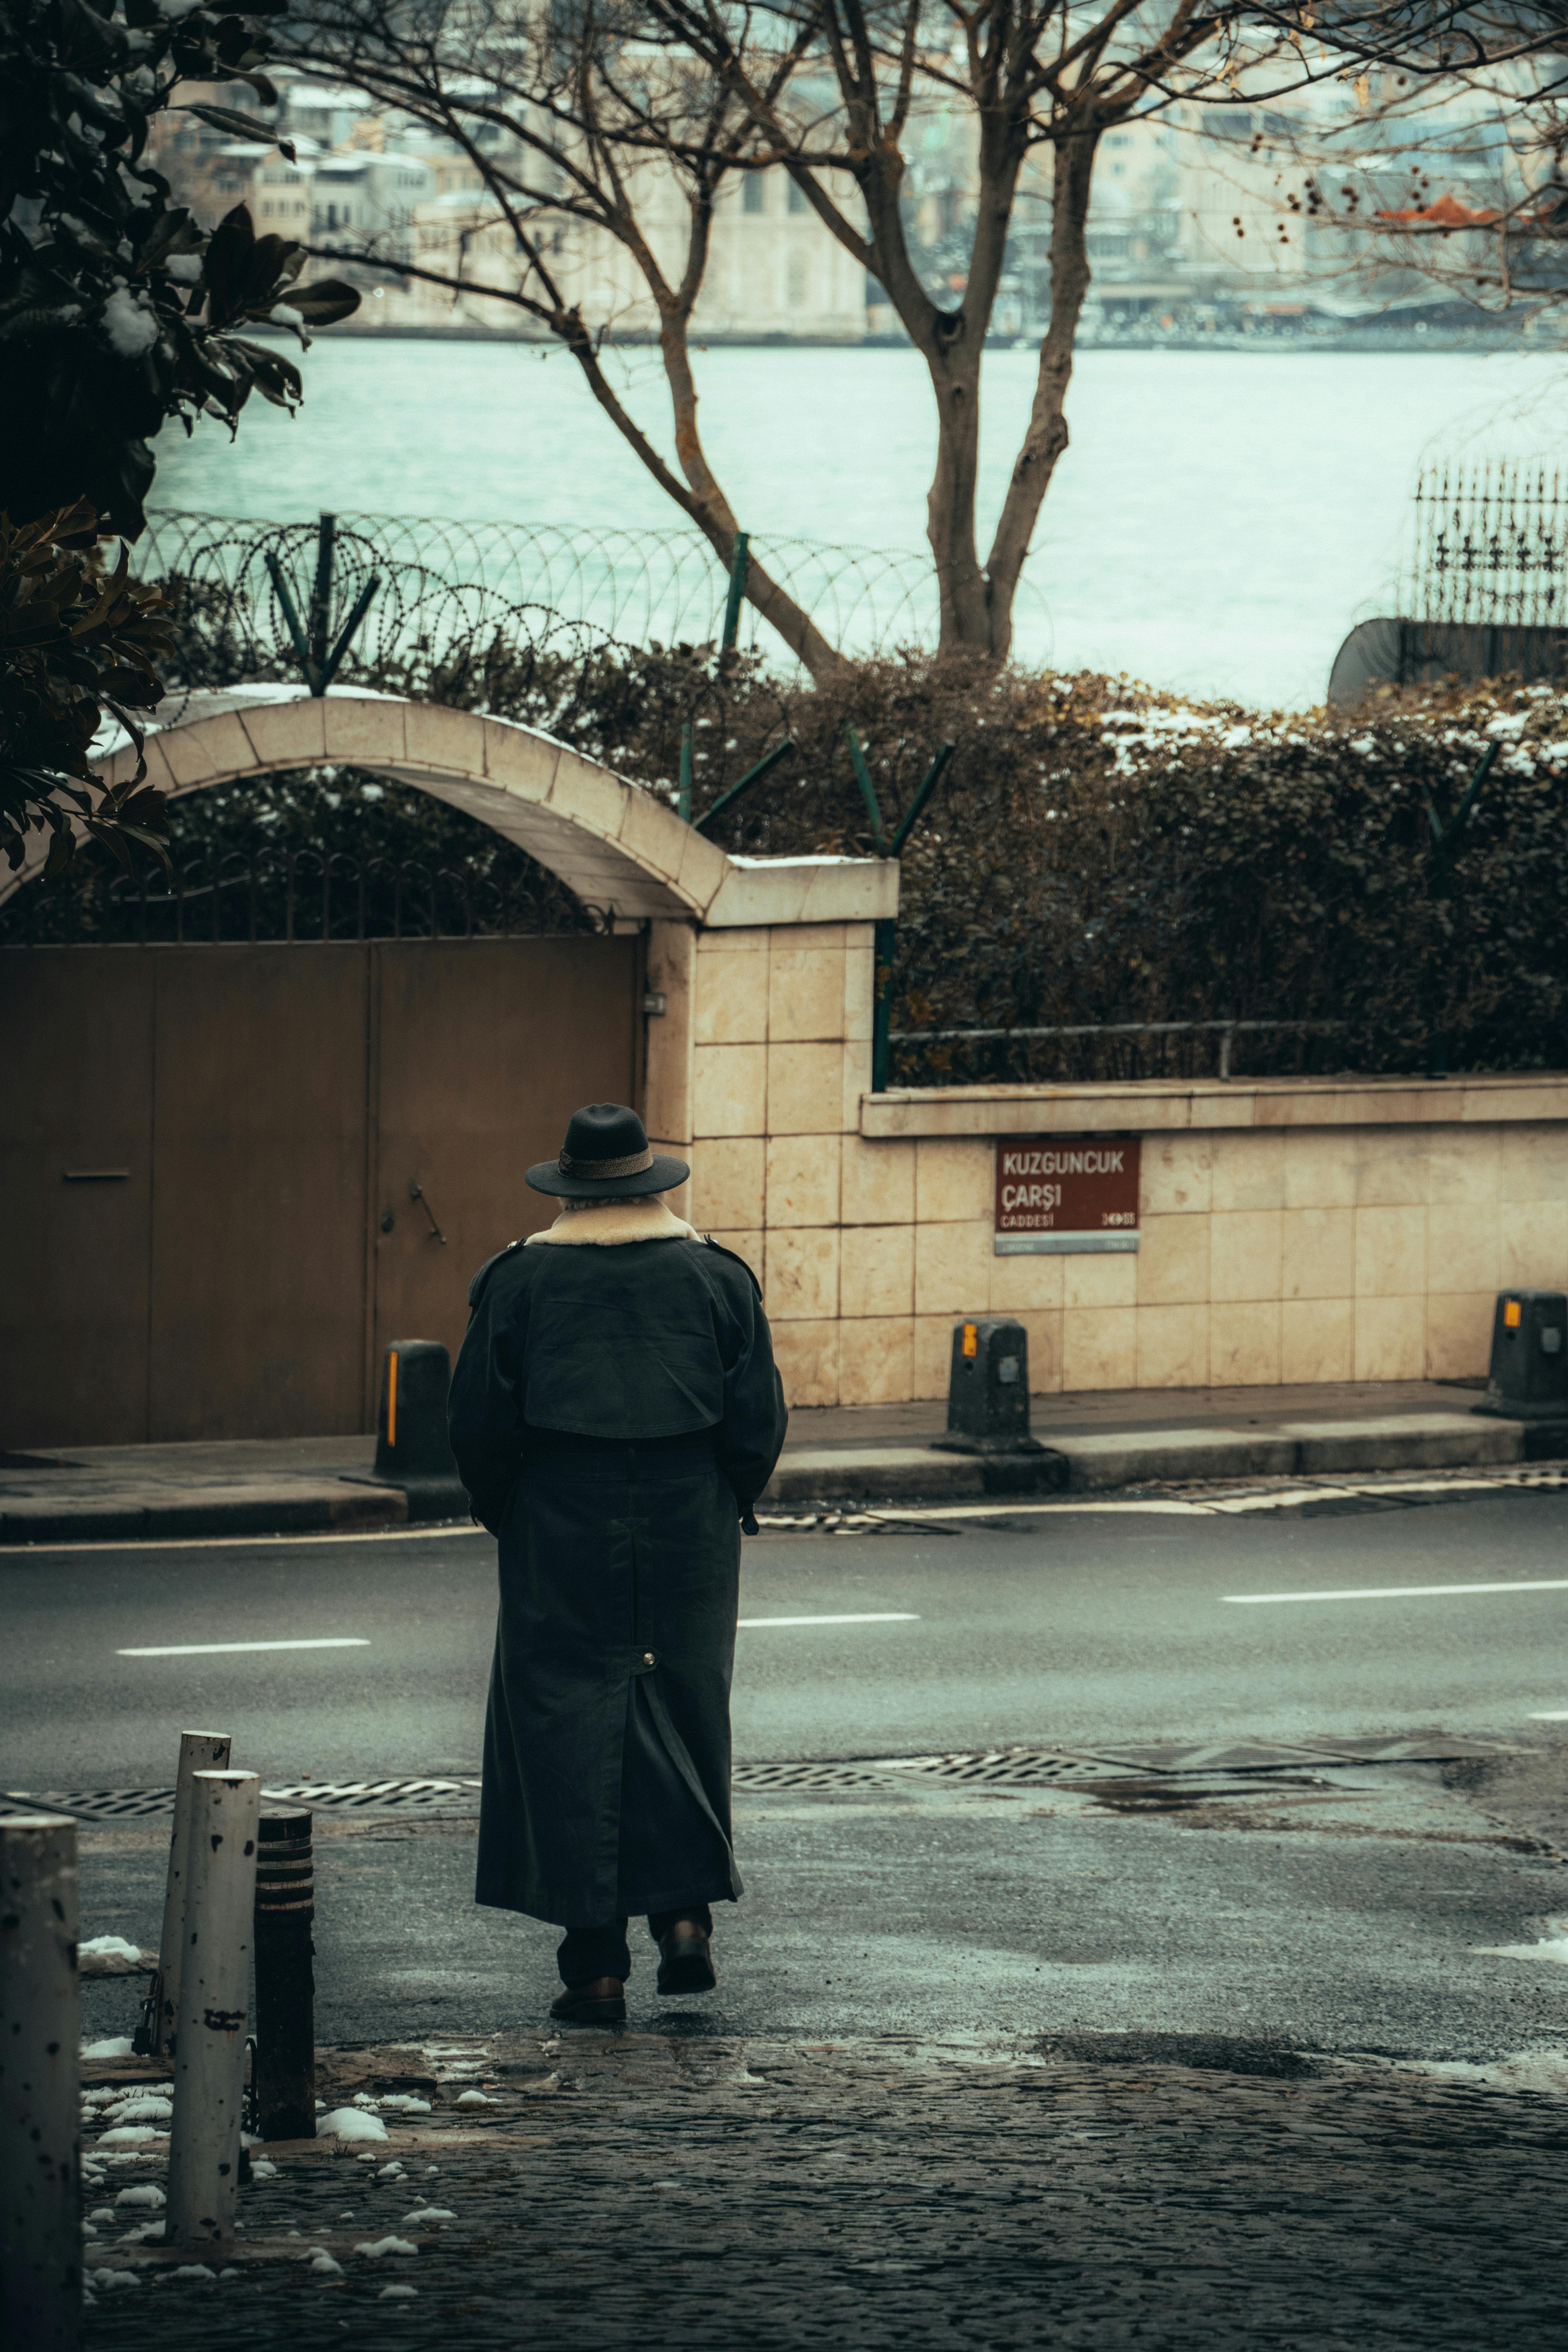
[982,115,1099,663]
[921,321,992,649]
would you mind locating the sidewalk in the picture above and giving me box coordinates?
[3,1378,1563,1544]
[76,2028,1568,2351]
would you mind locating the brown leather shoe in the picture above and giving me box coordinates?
[550,1976,626,2026]
[656,1922,717,1996]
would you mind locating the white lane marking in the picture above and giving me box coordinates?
[117,1638,371,1657]
[1528,1710,1568,1719]
[736,1613,920,1628]
[859,1501,1211,1521]
[1225,1578,1568,1607]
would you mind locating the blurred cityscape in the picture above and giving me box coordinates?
[151,68,1562,348]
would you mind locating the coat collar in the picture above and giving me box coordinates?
[525,1199,702,1248]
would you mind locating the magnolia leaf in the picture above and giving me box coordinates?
[285,279,363,326]
[176,104,292,160]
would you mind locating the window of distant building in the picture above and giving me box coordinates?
[743,176,764,214]
[787,179,807,214]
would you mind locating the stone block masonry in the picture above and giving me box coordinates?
[653,908,1568,1406]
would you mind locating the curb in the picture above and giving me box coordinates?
[761,1412,1568,1508]
[5,1416,1567,1542]
[0,1481,409,1547]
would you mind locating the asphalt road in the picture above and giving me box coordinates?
[6,1487,1568,1788]
[11,1488,1568,2064]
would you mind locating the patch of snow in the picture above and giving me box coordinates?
[169,2264,216,2282]
[80,1935,144,1962]
[376,2161,405,2179]
[1412,2049,1568,2096]
[107,2095,172,2124]
[115,2183,167,2209]
[83,2221,98,2237]
[351,2092,381,2108]
[1471,1917,1568,1967]
[308,2250,343,2275]
[319,2107,389,2142]
[102,286,159,358]
[98,2127,166,2148]
[249,2158,278,2179]
[89,2269,140,2291]
[454,2090,496,2108]
[119,2223,164,2243]
[83,2037,135,2058]
[164,254,202,284]
[401,2208,455,2226]
[218,2269,241,2281]
[379,2284,419,2299]
[354,2235,418,2258]
[270,302,304,328]
[379,2095,432,2114]
[89,2208,117,2224]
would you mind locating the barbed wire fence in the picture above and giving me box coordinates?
[137,510,1052,680]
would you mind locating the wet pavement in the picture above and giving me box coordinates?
[78,2027,1568,2350]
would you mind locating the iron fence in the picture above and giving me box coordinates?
[1406,460,1568,629]
[0,842,607,948]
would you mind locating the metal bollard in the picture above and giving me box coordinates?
[254,1808,316,2141]
[165,1772,261,2252]
[138,1729,232,2057]
[1,1815,80,2352]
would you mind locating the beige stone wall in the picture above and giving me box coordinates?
[665,919,1568,1403]
[836,1123,1568,1398]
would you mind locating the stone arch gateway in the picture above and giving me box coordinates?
[2,689,896,1446]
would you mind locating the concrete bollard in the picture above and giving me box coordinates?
[0,1815,80,2352]
[165,1771,261,2252]
[254,1808,316,2141]
[138,1729,232,2058]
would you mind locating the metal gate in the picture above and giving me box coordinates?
[2,935,641,1446]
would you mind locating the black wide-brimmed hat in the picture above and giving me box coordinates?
[526,1103,690,1200]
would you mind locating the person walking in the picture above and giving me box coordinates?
[449,1102,788,2026]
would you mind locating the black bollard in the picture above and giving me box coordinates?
[931,1317,1045,1455]
[1473,1289,1568,1439]
[372,1338,468,1519]
[254,1808,316,2142]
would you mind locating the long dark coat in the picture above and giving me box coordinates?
[448,1227,787,1927]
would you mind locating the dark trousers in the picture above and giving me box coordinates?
[558,1903,714,1985]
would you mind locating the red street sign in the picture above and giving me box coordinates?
[994,1136,1142,1254]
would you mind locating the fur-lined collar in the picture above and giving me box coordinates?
[525,1199,701,1248]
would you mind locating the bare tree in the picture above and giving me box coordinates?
[289,0,843,675]
[293,0,1566,671]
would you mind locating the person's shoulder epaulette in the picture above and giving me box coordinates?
[467,1237,526,1312]
[702,1233,763,1302]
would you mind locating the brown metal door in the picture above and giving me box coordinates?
[0,948,155,1448]
[147,948,371,1441]
[372,936,640,1372]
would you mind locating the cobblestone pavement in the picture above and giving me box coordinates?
[80,2029,1567,2351]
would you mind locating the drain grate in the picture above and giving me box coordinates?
[3,1731,1515,1823]
[871,1748,1134,1786]
[1,1778,483,1822]
[735,1748,1136,1793]
[732,1761,892,1793]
